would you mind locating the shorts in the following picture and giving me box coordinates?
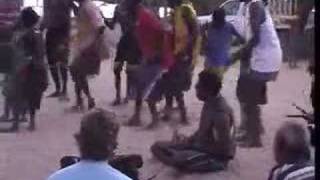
[114,33,141,71]
[136,61,163,102]
[161,60,193,97]
[236,74,267,105]
[46,27,70,66]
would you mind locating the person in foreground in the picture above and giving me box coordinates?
[151,71,236,172]
[47,109,131,180]
[268,121,314,180]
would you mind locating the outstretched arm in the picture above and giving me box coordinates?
[231,24,245,44]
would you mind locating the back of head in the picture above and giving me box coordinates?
[20,7,39,28]
[274,121,311,165]
[198,71,222,96]
[212,8,226,26]
[167,0,183,8]
[75,109,119,161]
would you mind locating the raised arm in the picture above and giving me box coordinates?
[244,1,266,55]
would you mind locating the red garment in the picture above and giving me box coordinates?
[135,6,174,69]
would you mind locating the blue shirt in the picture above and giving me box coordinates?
[47,160,132,180]
[206,22,240,67]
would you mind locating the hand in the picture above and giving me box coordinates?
[240,46,252,62]
[171,130,190,145]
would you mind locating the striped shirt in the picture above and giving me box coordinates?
[268,163,315,180]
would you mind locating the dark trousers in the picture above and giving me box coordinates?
[236,74,267,142]
[46,28,70,93]
[70,69,91,104]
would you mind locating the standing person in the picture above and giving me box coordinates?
[3,7,48,131]
[40,0,75,98]
[47,109,131,180]
[204,8,245,79]
[268,121,314,180]
[161,0,201,123]
[289,0,315,108]
[236,0,282,147]
[126,0,174,129]
[70,0,106,111]
[151,71,236,172]
[105,2,142,106]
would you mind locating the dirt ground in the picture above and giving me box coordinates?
[0,58,313,180]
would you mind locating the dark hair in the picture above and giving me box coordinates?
[262,0,268,5]
[21,7,39,28]
[75,109,119,161]
[212,8,226,26]
[274,121,311,164]
[198,71,222,96]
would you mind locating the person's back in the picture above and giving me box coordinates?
[206,22,238,67]
[47,109,132,180]
[48,160,131,180]
[205,8,244,78]
[268,121,314,180]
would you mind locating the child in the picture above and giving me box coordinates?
[205,8,245,79]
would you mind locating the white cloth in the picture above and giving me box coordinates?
[72,0,106,60]
[47,161,131,180]
[242,0,282,73]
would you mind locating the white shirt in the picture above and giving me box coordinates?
[242,0,282,73]
[47,160,132,180]
[72,0,105,59]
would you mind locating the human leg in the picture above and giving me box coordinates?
[146,100,160,129]
[113,62,123,106]
[60,63,68,95]
[175,92,188,124]
[0,97,10,121]
[127,90,142,126]
[46,31,62,97]
[28,108,36,131]
[238,103,263,147]
[78,74,95,110]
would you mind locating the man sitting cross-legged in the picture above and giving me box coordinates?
[151,71,236,172]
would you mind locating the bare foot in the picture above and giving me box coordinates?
[180,117,190,126]
[237,139,263,148]
[123,97,129,104]
[66,105,85,113]
[111,99,121,106]
[58,93,70,102]
[0,115,9,121]
[145,120,159,130]
[125,114,142,126]
[47,91,61,98]
[161,114,171,122]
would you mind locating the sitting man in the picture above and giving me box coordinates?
[151,71,236,172]
[47,109,131,180]
[268,121,314,180]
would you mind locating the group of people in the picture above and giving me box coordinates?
[46,109,314,180]
[0,0,315,179]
